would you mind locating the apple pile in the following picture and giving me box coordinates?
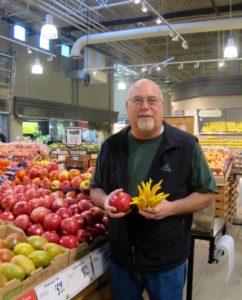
[0,181,107,248]
[202,148,234,176]
[0,232,65,282]
[12,161,94,191]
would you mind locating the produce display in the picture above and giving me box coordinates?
[199,136,242,149]
[202,148,234,176]
[49,142,100,154]
[131,179,169,210]
[201,121,242,133]
[0,230,65,283]
[0,142,49,161]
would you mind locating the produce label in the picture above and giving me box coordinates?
[67,127,82,145]
[90,243,110,278]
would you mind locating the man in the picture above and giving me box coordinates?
[90,79,216,300]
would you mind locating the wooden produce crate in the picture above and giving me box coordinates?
[66,155,90,171]
[214,161,233,186]
[215,176,239,220]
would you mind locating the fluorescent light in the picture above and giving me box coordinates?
[39,35,50,50]
[61,44,70,57]
[223,37,238,58]
[14,25,26,41]
[31,58,43,74]
[40,14,58,39]
[117,81,126,90]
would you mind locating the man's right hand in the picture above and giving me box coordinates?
[104,188,131,218]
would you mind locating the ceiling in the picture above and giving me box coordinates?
[0,0,242,87]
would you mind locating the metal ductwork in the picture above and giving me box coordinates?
[70,17,242,58]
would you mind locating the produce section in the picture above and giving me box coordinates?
[0,141,113,300]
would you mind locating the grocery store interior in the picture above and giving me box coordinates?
[0,0,242,299]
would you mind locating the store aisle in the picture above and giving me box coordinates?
[191,222,242,300]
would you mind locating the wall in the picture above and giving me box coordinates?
[0,31,114,141]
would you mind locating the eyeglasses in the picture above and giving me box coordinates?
[128,96,162,106]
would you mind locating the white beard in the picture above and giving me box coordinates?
[137,117,155,131]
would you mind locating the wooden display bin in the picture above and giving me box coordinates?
[215,176,238,220]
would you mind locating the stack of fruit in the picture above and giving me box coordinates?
[0,179,107,249]
[202,148,234,176]
[201,121,242,133]
[0,231,65,283]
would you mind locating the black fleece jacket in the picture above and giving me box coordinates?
[94,122,197,272]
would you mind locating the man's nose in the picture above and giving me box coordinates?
[140,99,150,109]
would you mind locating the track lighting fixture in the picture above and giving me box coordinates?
[31,58,43,74]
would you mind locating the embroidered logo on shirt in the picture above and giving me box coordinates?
[160,163,172,172]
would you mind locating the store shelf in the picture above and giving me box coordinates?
[14,243,110,300]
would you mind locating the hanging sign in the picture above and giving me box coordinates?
[66,127,82,145]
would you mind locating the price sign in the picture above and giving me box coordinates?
[35,255,94,300]
[35,275,67,300]
[64,256,94,298]
[90,243,110,278]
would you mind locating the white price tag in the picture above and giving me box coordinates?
[35,275,67,300]
[90,243,110,278]
[35,255,94,300]
[64,256,94,297]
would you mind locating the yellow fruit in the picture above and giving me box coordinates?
[11,255,35,275]
[42,243,64,258]
[0,262,25,281]
[28,250,52,268]
[13,243,35,256]
[27,236,48,250]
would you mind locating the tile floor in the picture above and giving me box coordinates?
[188,221,242,300]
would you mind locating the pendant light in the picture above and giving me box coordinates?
[40,14,58,39]
[31,58,43,74]
[223,0,238,58]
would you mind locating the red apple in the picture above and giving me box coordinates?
[29,167,39,179]
[68,204,79,215]
[89,207,104,223]
[30,207,51,223]
[60,180,71,189]
[56,207,72,219]
[80,180,90,190]
[58,170,69,182]
[42,178,52,188]
[32,177,42,187]
[29,198,42,210]
[73,214,85,229]
[48,170,59,181]
[81,173,92,181]
[42,231,60,244]
[37,188,50,197]
[68,169,81,180]
[76,229,92,244]
[86,226,100,240]
[94,223,106,236]
[59,235,78,249]
[13,201,32,216]
[51,198,68,212]
[24,188,37,200]
[27,223,44,236]
[78,199,93,213]
[65,191,77,199]
[14,214,32,230]
[109,191,131,212]
[1,195,18,211]
[0,211,15,222]
[71,176,82,188]
[86,167,95,175]
[51,180,61,189]
[80,211,95,227]
[46,161,59,172]
[43,213,62,231]
[65,196,78,206]
[76,192,89,201]
[41,195,53,209]
[60,217,79,235]
[38,168,49,179]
